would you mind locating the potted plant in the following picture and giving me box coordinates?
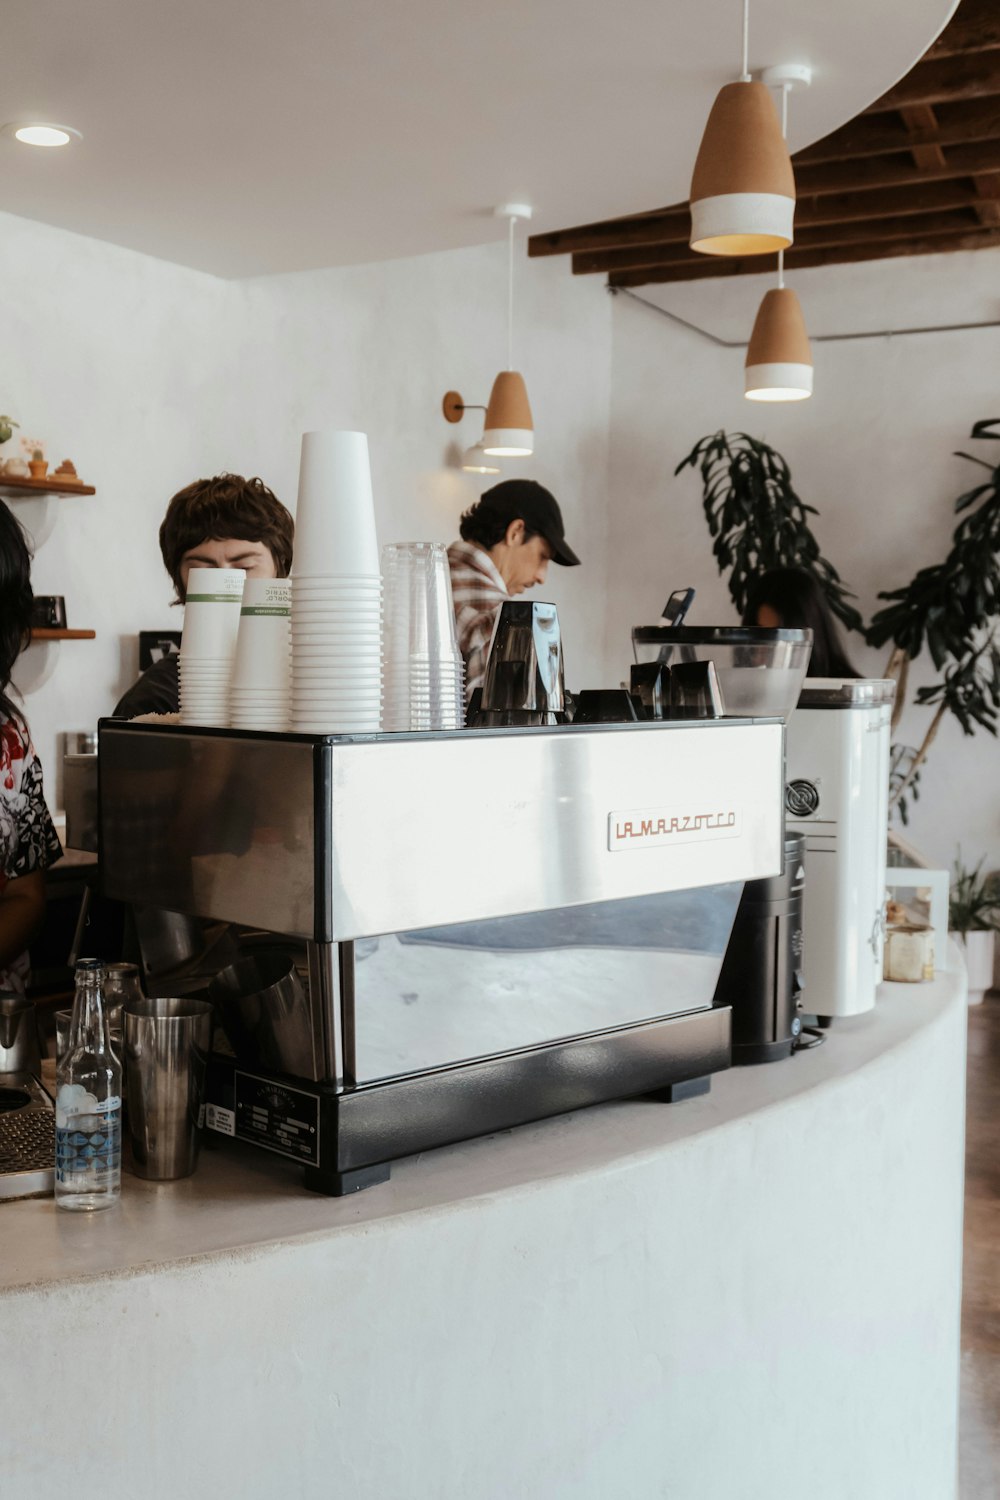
[867,419,1000,817]
[949,850,999,1005]
[0,415,19,448]
[28,447,48,481]
[675,430,863,629]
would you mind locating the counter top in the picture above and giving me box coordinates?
[0,961,964,1296]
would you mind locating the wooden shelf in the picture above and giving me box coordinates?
[0,474,95,498]
[29,629,96,641]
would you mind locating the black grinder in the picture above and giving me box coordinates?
[714,832,806,1064]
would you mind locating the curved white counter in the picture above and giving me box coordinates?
[0,965,966,1500]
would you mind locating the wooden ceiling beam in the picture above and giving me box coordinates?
[572,210,978,275]
[606,228,1000,287]
[867,48,1000,112]
[797,96,1000,165]
[972,172,1000,225]
[795,139,1000,196]
[529,212,687,257]
[899,104,948,171]
[925,0,1000,61]
[527,179,994,260]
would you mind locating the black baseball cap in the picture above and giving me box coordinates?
[477,479,580,567]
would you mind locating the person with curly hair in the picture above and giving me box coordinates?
[0,501,62,995]
[114,473,294,717]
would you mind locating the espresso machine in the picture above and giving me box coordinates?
[98,716,784,1194]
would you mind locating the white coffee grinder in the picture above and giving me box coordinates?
[784,680,895,1022]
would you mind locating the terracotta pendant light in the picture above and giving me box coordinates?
[689,2,796,256]
[745,71,813,401]
[744,287,813,400]
[482,205,535,456]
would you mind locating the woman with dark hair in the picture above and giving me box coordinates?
[742,568,859,678]
[0,501,61,994]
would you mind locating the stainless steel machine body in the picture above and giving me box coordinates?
[98,719,784,1192]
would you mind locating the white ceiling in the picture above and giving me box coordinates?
[1,0,957,279]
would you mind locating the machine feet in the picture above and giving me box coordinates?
[303,1161,391,1196]
[647,1074,712,1103]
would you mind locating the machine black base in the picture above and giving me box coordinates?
[205,1003,732,1196]
[731,1037,795,1066]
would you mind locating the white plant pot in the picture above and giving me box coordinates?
[958,929,996,1006]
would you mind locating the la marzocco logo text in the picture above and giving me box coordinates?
[608,807,741,852]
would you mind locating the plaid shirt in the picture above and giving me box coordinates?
[447,539,508,701]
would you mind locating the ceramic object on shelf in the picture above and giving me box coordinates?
[53,459,82,485]
[2,458,29,478]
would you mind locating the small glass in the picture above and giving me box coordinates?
[103,962,144,1039]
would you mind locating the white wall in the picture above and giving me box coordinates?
[223,240,612,684]
[605,247,1000,872]
[0,209,235,808]
[0,214,611,810]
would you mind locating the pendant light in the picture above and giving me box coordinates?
[689,1,796,256]
[481,205,534,456]
[745,68,813,402]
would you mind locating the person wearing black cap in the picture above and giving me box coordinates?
[447,479,580,701]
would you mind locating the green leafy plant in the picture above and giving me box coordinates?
[0,416,19,446]
[867,419,1000,812]
[949,850,1000,935]
[675,430,862,630]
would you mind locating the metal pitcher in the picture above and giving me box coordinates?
[0,992,42,1076]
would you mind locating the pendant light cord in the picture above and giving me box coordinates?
[740,0,750,81]
[507,212,516,370]
[777,82,789,288]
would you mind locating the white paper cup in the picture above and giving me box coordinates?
[292,670,382,684]
[294,431,379,577]
[232,594,292,691]
[292,580,382,595]
[180,569,246,661]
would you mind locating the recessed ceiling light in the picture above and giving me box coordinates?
[6,123,82,148]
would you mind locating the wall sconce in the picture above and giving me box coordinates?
[442,392,500,473]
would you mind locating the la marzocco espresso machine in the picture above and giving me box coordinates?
[98,717,784,1194]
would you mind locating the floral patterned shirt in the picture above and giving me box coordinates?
[0,720,62,994]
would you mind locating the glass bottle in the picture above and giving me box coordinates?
[54,958,122,1212]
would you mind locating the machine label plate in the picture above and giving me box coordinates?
[233,1072,320,1165]
[608,807,741,852]
[205,1103,235,1137]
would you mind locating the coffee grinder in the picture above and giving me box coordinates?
[784,679,895,1023]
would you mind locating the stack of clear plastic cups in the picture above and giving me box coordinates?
[178,568,246,727]
[290,430,382,735]
[381,543,465,732]
[230,579,291,731]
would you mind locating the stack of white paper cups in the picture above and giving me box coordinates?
[230,578,291,731]
[382,543,464,731]
[178,568,246,726]
[290,430,382,734]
